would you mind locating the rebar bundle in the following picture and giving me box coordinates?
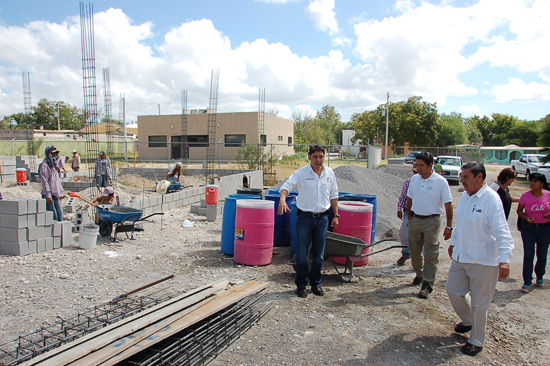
[205,69,220,184]
[0,291,175,366]
[124,289,270,366]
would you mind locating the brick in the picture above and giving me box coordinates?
[53,236,61,249]
[0,199,27,215]
[43,224,53,237]
[0,241,29,256]
[0,214,28,229]
[37,238,46,252]
[0,228,27,242]
[27,214,36,227]
[45,237,53,251]
[36,213,46,227]
[28,240,37,253]
[45,211,54,225]
[206,204,217,222]
[61,221,73,247]
[27,226,44,241]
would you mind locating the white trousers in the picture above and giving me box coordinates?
[446,260,499,347]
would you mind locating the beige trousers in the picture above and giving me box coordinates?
[408,215,440,286]
[446,260,499,347]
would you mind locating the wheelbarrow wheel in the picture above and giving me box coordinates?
[98,220,113,237]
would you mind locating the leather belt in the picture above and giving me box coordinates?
[527,221,550,227]
[297,208,330,218]
[413,213,440,219]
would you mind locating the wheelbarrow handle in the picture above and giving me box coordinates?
[136,212,165,222]
[358,245,407,258]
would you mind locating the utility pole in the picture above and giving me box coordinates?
[56,103,61,131]
[385,92,389,160]
[158,104,161,115]
[123,96,128,166]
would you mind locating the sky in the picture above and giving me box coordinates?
[1,0,549,125]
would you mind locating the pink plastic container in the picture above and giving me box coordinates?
[332,201,373,267]
[234,200,275,266]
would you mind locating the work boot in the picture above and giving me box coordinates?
[397,256,409,265]
[418,282,433,298]
[296,288,307,298]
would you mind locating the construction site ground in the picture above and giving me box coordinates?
[0,164,549,366]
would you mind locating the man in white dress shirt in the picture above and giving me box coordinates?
[446,161,514,356]
[279,145,339,298]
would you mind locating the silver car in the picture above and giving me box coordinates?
[436,155,463,184]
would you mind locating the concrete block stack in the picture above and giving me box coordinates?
[16,155,39,171]
[0,198,73,256]
[0,156,17,182]
[73,209,89,233]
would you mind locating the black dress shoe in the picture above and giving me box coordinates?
[296,288,307,298]
[454,322,472,334]
[412,276,423,286]
[311,286,324,296]
[460,342,483,356]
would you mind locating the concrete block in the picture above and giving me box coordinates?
[45,237,54,251]
[36,213,46,227]
[61,221,73,247]
[53,222,62,237]
[27,226,44,241]
[28,240,37,254]
[27,214,36,227]
[190,204,199,213]
[206,204,217,222]
[168,201,176,210]
[118,195,127,205]
[44,224,53,237]
[37,238,46,252]
[0,213,28,229]
[64,197,76,214]
[0,241,29,256]
[27,198,38,214]
[53,236,61,249]
[197,207,207,216]
[45,211,55,225]
[0,199,27,215]
[75,210,89,226]
[0,228,27,242]
[37,199,47,213]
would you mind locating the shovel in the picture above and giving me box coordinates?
[67,191,102,208]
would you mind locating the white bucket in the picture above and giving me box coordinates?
[79,223,99,250]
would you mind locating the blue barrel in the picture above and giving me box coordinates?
[264,192,297,247]
[236,188,263,198]
[221,195,261,255]
[290,200,297,257]
[268,189,280,195]
[339,194,377,243]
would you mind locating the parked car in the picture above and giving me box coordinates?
[436,155,463,184]
[511,154,546,180]
[404,151,421,164]
[536,161,550,183]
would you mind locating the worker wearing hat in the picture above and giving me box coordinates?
[94,150,112,188]
[91,187,116,224]
[72,150,81,172]
[39,145,64,221]
[166,162,183,183]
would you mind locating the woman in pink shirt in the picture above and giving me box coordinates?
[517,172,550,293]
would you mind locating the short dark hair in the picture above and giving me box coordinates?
[415,151,433,166]
[462,161,486,180]
[497,168,517,184]
[308,145,325,156]
[529,172,547,185]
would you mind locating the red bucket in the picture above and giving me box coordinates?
[16,168,27,183]
[205,184,219,205]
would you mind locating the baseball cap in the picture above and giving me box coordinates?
[99,151,105,155]
[49,146,59,154]
[73,150,77,153]
[102,187,115,196]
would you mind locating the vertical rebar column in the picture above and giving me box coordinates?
[80,1,100,192]
[181,90,188,174]
[258,88,266,173]
[206,69,220,183]
[103,67,113,157]
[22,71,37,167]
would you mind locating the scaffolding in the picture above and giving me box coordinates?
[22,71,37,169]
[103,67,114,157]
[205,69,220,183]
[181,90,189,173]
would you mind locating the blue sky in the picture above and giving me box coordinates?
[1,0,549,124]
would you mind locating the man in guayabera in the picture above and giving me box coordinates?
[406,151,453,298]
[278,145,340,298]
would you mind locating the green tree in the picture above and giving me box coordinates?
[32,99,87,130]
[293,108,320,151]
[537,114,550,162]
[436,113,467,146]
[315,105,342,145]
[464,122,483,144]
[505,121,539,146]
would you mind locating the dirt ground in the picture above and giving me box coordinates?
[1,165,549,365]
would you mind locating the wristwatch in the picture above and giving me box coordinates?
[446,226,453,231]
[334,214,340,218]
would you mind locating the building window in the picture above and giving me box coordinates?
[149,135,167,147]
[496,150,508,160]
[225,134,246,147]
[260,134,267,147]
[288,137,292,146]
[187,135,209,147]
[278,136,283,141]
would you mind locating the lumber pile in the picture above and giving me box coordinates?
[19,279,269,366]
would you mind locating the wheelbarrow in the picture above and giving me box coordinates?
[291,232,406,282]
[96,205,164,242]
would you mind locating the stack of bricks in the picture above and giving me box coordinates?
[0,198,73,256]
[73,209,89,233]
[0,156,16,182]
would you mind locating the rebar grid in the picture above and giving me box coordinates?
[0,291,175,366]
[124,289,270,366]
[206,69,220,183]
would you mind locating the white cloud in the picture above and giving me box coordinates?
[306,0,339,36]
[458,104,481,113]
[492,78,550,103]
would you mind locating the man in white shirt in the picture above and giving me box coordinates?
[446,161,513,357]
[166,162,182,183]
[406,151,453,298]
[278,145,339,298]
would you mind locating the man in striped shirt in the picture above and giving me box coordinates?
[396,163,417,265]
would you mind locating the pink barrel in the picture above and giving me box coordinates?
[234,200,275,266]
[332,201,373,266]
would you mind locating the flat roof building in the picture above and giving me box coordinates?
[137,112,294,161]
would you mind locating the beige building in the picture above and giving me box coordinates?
[137,112,294,161]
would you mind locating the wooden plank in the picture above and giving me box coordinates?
[23,279,229,366]
[96,281,268,366]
